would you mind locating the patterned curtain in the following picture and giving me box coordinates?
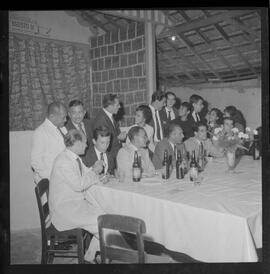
[9,33,92,131]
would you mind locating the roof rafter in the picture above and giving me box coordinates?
[83,11,109,33]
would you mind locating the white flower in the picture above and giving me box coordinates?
[246,127,251,132]
[212,136,218,141]
[238,132,245,138]
[243,134,249,139]
[253,129,258,135]
[214,127,222,134]
[232,128,239,133]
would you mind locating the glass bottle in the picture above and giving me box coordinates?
[189,150,198,182]
[176,150,184,179]
[132,151,141,182]
[162,150,170,180]
[253,134,260,160]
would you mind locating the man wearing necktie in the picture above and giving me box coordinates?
[31,101,68,183]
[187,94,205,137]
[49,129,105,263]
[159,91,179,135]
[152,123,186,170]
[84,126,116,176]
[148,91,166,143]
[65,100,93,167]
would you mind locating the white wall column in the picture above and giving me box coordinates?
[145,22,156,103]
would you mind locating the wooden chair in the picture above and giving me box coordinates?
[98,214,173,264]
[35,179,92,264]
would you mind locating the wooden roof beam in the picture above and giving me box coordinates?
[83,11,109,33]
[158,10,254,39]
[102,14,122,29]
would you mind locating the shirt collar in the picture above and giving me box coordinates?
[149,104,155,113]
[45,118,58,129]
[165,107,172,113]
[168,140,175,150]
[129,142,139,152]
[94,146,103,158]
[103,108,113,119]
[66,148,79,160]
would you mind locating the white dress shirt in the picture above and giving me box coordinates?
[103,108,115,127]
[192,111,200,122]
[149,104,163,142]
[165,107,176,120]
[31,118,67,183]
[94,146,108,174]
[71,121,86,135]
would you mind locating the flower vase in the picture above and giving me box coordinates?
[226,150,236,171]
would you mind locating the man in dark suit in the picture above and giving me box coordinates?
[91,94,127,163]
[159,91,179,134]
[84,126,115,175]
[187,94,205,137]
[152,123,186,170]
[148,90,166,143]
[65,99,93,166]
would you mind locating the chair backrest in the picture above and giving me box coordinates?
[35,179,50,240]
[98,214,146,263]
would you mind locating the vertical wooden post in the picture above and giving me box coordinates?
[145,22,157,103]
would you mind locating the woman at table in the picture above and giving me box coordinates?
[223,105,246,133]
[117,126,155,182]
[126,105,155,152]
[207,107,223,136]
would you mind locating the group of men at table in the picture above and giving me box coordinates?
[31,91,231,263]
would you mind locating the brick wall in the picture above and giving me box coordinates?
[89,22,147,126]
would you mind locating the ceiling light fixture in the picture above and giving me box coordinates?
[171,36,176,41]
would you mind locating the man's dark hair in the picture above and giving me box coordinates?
[151,91,166,103]
[192,122,207,133]
[128,126,144,142]
[103,94,118,108]
[47,101,65,116]
[165,123,182,138]
[69,99,84,108]
[165,91,176,99]
[181,102,191,112]
[93,126,111,141]
[64,129,83,147]
[136,105,152,124]
[189,94,204,105]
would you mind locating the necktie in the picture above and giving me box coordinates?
[196,113,200,122]
[78,123,86,136]
[76,157,82,176]
[168,110,172,121]
[173,145,177,160]
[155,110,161,141]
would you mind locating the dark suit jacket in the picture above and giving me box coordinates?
[159,107,179,135]
[152,138,186,170]
[65,118,93,144]
[147,105,163,142]
[187,112,206,137]
[84,145,115,174]
[91,109,121,160]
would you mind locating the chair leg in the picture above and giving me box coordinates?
[47,238,55,264]
[41,239,48,264]
[77,234,84,264]
[83,232,93,254]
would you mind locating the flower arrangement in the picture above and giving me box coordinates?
[211,126,249,153]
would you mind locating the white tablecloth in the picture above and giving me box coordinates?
[88,155,261,262]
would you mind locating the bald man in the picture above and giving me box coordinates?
[31,101,68,183]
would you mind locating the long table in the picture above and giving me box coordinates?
[88,155,262,262]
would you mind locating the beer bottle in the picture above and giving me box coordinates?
[189,150,198,182]
[176,150,184,179]
[198,142,205,172]
[100,152,105,175]
[162,150,170,180]
[132,151,141,182]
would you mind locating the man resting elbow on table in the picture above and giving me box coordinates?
[49,129,105,263]
[184,122,224,159]
[116,126,155,182]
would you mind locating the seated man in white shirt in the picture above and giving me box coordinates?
[117,126,155,182]
[49,129,104,263]
[31,101,68,183]
[184,122,224,159]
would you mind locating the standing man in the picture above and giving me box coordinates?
[49,129,104,263]
[65,99,93,166]
[91,94,127,163]
[148,91,166,143]
[84,126,116,175]
[31,101,67,183]
[171,102,193,140]
[159,91,179,133]
[152,123,186,170]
